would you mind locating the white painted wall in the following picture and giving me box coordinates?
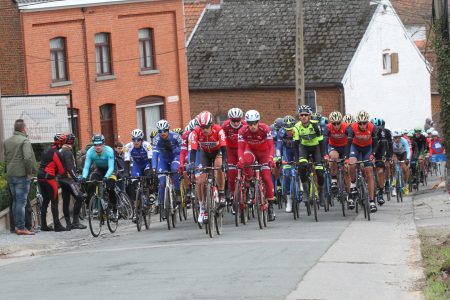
[342,1,431,130]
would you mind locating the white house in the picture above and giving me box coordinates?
[342,0,431,129]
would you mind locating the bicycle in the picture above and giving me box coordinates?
[29,177,43,231]
[303,159,320,222]
[85,180,118,237]
[327,159,347,217]
[395,160,406,203]
[232,165,249,227]
[131,176,155,231]
[281,161,303,220]
[245,164,269,229]
[323,164,333,212]
[349,160,371,221]
[157,171,179,230]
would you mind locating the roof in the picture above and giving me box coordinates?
[187,0,377,90]
[184,1,208,44]
[15,0,152,11]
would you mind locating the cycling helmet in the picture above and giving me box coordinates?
[197,111,214,127]
[54,133,66,146]
[92,133,105,145]
[228,107,243,120]
[156,119,170,131]
[312,112,322,121]
[402,128,409,135]
[329,111,343,123]
[380,118,386,129]
[245,110,261,122]
[65,133,76,145]
[150,130,158,139]
[173,128,183,135]
[414,127,422,132]
[392,129,402,137]
[297,105,312,115]
[432,130,439,137]
[356,110,370,123]
[343,114,354,124]
[320,116,328,126]
[274,118,284,130]
[372,118,382,127]
[283,115,296,129]
[131,129,144,140]
[188,118,198,131]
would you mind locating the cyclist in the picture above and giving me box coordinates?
[80,134,118,222]
[172,128,184,135]
[271,117,284,207]
[347,110,378,212]
[412,127,428,184]
[391,129,411,197]
[372,118,393,205]
[152,120,183,210]
[275,115,297,212]
[343,114,355,125]
[38,133,67,231]
[237,110,276,221]
[428,131,446,179]
[222,108,246,212]
[59,133,87,230]
[312,112,322,122]
[149,130,158,144]
[189,111,228,223]
[124,129,153,218]
[292,105,326,208]
[323,111,349,196]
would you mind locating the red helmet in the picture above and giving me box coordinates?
[65,133,76,145]
[53,133,67,146]
[197,111,213,127]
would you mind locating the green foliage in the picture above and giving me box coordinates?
[0,163,10,211]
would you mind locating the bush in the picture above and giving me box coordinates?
[0,163,10,211]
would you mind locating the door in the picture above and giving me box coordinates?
[100,104,115,146]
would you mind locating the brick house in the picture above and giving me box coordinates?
[0,0,190,147]
[187,0,431,129]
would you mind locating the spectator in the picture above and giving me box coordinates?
[4,119,37,235]
[114,141,126,191]
[424,118,434,132]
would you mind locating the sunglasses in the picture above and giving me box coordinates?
[158,129,169,133]
[132,138,143,142]
[247,121,259,126]
[200,125,211,129]
[358,121,368,125]
[332,122,341,126]
[231,119,241,123]
[299,114,310,117]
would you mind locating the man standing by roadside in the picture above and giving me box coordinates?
[4,119,37,235]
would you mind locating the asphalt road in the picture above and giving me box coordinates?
[0,204,356,300]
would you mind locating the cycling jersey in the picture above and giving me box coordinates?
[413,134,428,154]
[38,145,65,179]
[124,141,152,176]
[82,145,115,179]
[222,119,246,149]
[375,128,393,159]
[179,129,192,167]
[275,128,295,162]
[392,137,411,160]
[152,131,182,169]
[190,124,226,153]
[347,122,376,147]
[323,122,348,148]
[238,123,274,159]
[429,138,445,155]
[293,120,322,147]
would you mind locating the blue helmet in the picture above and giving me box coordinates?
[372,118,382,127]
[320,116,328,127]
[92,133,105,145]
[274,118,284,130]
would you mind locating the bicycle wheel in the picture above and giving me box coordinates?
[143,201,151,230]
[118,191,132,220]
[135,191,143,232]
[362,181,370,221]
[206,185,215,238]
[234,183,242,227]
[340,194,346,217]
[88,195,102,237]
[164,187,172,230]
[215,209,223,235]
[171,189,177,229]
[107,207,118,233]
[310,180,318,222]
[255,181,264,229]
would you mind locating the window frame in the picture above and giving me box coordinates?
[50,37,68,82]
[95,32,113,76]
[305,90,317,112]
[382,51,399,75]
[139,28,156,71]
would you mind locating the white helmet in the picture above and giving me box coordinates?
[329,111,343,123]
[432,130,439,137]
[156,119,170,131]
[187,118,197,131]
[131,129,144,140]
[392,129,402,137]
[228,108,243,119]
[402,128,409,135]
[356,110,370,123]
[245,110,260,122]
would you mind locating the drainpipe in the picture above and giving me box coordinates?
[81,8,93,139]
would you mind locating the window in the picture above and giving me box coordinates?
[136,96,164,139]
[139,28,155,70]
[67,108,80,139]
[305,90,317,112]
[382,52,399,75]
[50,37,68,81]
[95,33,112,76]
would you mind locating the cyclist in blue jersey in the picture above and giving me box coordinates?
[391,130,411,197]
[271,117,284,202]
[80,134,118,222]
[274,115,297,212]
[152,120,183,207]
[124,129,153,216]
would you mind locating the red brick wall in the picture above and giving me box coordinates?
[431,94,441,117]
[21,0,190,147]
[0,0,26,95]
[189,87,341,123]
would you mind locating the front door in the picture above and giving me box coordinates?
[100,104,115,146]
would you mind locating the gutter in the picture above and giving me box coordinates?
[188,82,344,91]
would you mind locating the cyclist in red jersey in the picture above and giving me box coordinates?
[189,111,228,223]
[323,111,349,194]
[222,108,247,212]
[37,133,67,231]
[178,118,198,205]
[346,111,378,213]
[237,110,276,221]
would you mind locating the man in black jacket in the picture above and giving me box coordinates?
[59,134,86,230]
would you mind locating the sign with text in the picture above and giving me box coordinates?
[0,94,70,143]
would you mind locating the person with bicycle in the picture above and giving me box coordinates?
[59,133,87,230]
[391,130,411,197]
[274,115,297,212]
[428,130,446,181]
[343,114,355,125]
[80,134,119,222]
[152,120,183,210]
[323,111,349,196]
[189,111,228,223]
[412,127,429,184]
[149,130,158,145]
[372,118,393,205]
[221,108,247,213]
[346,110,378,213]
[292,105,326,208]
[270,117,284,209]
[124,129,153,219]
[237,110,276,221]
[38,133,67,231]
[179,118,199,207]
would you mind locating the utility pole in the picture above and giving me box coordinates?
[295,0,305,107]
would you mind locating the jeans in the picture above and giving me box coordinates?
[8,176,31,230]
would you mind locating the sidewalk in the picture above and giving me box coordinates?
[288,188,430,300]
